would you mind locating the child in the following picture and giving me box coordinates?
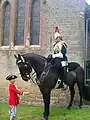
[6,74,23,120]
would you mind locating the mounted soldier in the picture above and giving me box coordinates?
[47,26,68,73]
[47,26,68,89]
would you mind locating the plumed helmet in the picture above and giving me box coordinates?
[54,32,61,39]
[6,74,17,80]
[54,26,60,33]
[54,26,61,39]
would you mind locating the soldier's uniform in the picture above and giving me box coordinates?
[47,27,68,89]
[52,27,68,71]
[53,40,67,66]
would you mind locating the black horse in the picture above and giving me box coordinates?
[14,53,84,120]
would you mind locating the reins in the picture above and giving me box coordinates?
[34,56,48,85]
[27,54,48,85]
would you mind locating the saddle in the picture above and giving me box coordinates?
[40,61,67,89]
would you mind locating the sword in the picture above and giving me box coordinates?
[50,36,52,53]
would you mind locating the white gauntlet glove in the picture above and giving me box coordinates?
[52,52,63,58]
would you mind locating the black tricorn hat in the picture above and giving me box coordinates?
[6,74,17,80]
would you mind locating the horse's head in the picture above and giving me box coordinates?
[14,54,32,81]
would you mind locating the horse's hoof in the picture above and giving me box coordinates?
[67,106,71,110]
[79,106,82,109]
[42,115,48,120]
[43,118,48,120]
[42,117,48,120]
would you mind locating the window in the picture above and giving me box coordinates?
[2,1,10,46]
[0,0,41,48]
[30,0,40,45]
[15,0,26,45]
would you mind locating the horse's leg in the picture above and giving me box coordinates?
[77,82,83,108]
[75,66,84,108]
[67,85,75,109]
[40,87,51,120]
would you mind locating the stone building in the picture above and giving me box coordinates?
[0,0,89,106]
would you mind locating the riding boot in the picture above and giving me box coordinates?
[60,67,67,90]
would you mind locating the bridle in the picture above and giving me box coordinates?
[17,60,32,78]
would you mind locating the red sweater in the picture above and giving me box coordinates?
[8,83,23,106]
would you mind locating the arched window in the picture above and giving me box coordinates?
[2,1,10,46]
[30,0,40,45]
[15,0,26,45]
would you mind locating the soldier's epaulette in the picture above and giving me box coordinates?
[63,43,67,48]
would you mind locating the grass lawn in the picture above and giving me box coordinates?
[0,102,90,120]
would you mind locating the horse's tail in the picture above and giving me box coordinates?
[75,66,90,101]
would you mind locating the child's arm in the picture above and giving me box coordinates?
[23,91,29,95]
[10,84,23,95]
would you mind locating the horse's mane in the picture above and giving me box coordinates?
[23,53,45,58]
[23,53,47,63]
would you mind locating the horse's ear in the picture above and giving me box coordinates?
[14,54,18,59]
[18,54,25,63]
[18,54,21,59]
